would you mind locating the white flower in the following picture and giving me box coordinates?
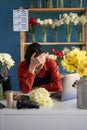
[37,18,52,27]
[61,13,80,26]
[62,46,80,56]
[78,15,87,25]
[48,18,53,25]
[51,19,62,29]
[0,53,15,69]
[62,47,70,56]
[63,13,68,18]
[29,88,53,107]
[46,53,57,60]
[44,19,48,25]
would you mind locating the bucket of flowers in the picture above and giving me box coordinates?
[0,53,15,93]
[61,47,87,109]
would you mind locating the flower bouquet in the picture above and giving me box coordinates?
[61,48,87,77]
[28,17,38,42]
[51,19,62,42]
[29,87,53,107]
[37,18,52,42]
[76,15,86,42]
[0,53,15,92]
[0,53,15,78]
[59,13,79,42]
[61,46,87,86]
[61,47,87,109]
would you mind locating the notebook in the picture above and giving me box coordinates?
[50,73,80,101]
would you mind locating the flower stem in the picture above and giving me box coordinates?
[76,25,82,42]
[0,84,4,100]
[30,0,34,8]
[66,32,71,43]
[69,0,72,8]
[59,0,64,8]
[65,24,73,43]
[42,31,47,43]
[56,0,59,8]
[38,0,42,8]
[78,0,82,8]
[46,0,53,8]
[54,28,58,42]
[77,31,82,42]
[30,33,35,42]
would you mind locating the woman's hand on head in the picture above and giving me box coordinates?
[29,52,47,74]
[36,53,47,66]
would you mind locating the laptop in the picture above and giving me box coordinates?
[50,73,80,101]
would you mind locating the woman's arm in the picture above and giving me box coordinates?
[17,61,36,93]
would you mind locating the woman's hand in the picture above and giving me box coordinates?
[29,53,47,74]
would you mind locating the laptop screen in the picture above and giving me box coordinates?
[50,73,80,101]
[61,73,80,101]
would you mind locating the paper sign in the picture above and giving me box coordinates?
[13,9,28,31]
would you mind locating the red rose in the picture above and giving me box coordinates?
[28,17,38,33]
[56,51,63,58]
[29,17,38,26]
[50,48,56,54]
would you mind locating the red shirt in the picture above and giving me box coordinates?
[17,58,63,93]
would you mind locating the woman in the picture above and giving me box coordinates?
[17,43,63,93]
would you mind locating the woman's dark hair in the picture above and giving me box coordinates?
[24,43,46,65]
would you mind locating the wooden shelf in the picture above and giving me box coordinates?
[28,8,86,12]
[20,8,87,61]
[25,42,85,45]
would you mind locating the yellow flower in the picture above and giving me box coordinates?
[29,88,53,107]
[61,48,87,77]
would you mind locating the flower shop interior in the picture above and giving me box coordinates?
[0,0,87,130]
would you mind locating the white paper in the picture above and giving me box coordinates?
[13,9,28,31]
